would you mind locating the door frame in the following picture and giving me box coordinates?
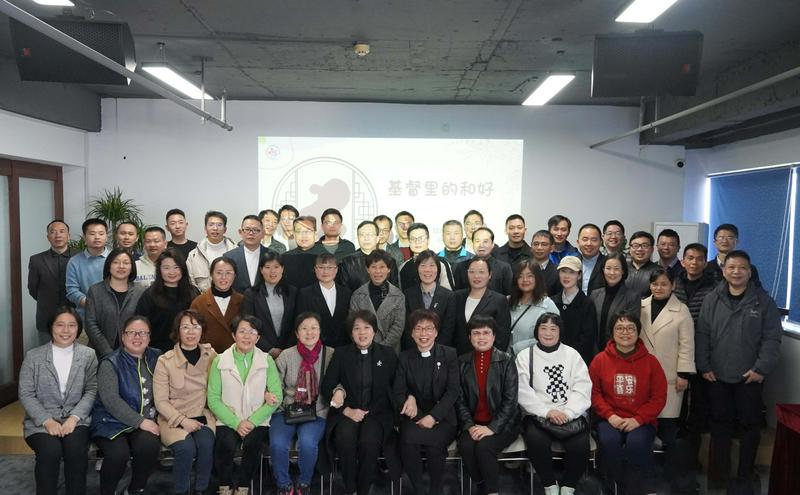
[0,158,63,406]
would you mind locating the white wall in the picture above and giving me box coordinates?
[87,98,685,241]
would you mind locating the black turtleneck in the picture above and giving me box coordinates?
[211,286,232,298]
[368,281,389,310]
[600,283,622,336]
[651,297,669,322]
[536,341,560,353]
[181,346,201,366]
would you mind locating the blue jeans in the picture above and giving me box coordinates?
[171,426,215,492]
[269,412,326,487]
[597,421,656,494]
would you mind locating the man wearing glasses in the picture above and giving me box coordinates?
[625,231,660,299]
[601,220,628,258]
[706,224,761,285]
[283,216,324,289]
[186,210,237,292]
[315,208,356,262]
[389,211,415,263]
[296,253,353,347]
[224,215,272,293]
[398,223,455,291]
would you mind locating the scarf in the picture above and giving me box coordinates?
[295,340,323,404]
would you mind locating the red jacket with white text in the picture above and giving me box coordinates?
[588,339,667,427]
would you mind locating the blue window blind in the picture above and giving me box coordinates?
[709,167,793,306]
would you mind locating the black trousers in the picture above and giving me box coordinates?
[333,415,384,495]
[708,381,763,479]
[683,374,711,468]
[457,428,517,493]
[215,425,269,488]
[26,425,90,495]
[93,429,161,495]
[400,442,447,495]
[524,417,589,488]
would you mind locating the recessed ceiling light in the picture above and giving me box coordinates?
[616,0,679,23]
[32,0,75,6]
[141,64,213,100]
[522,75,575,106]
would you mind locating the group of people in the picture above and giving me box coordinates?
[20,207,782,495]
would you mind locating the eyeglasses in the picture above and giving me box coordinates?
[124,330,150,338]
[241,227,262,234]
[378,228,391,234]
[409,235,428,243]
[213,270,235,277]
[236,327,259,335]
[207,222,225,228]
[630,243,651,250]
[518,273,535,281]
[413,325,437,333]
[180,324,203,332]
[613,326,637,334]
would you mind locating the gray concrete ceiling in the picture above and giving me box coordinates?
[2,0,799,106]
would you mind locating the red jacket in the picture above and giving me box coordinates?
[589,339,667,427]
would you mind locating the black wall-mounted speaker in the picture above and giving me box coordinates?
[592,31,703,98]
[10,18,136,85]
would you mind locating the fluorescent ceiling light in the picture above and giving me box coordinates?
[141,64,213,100]
[616,0,679,23]
[32,0,75,5]
[522,75,575,106]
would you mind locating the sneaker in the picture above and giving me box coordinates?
[277,486,294,495]
[217,487,233,495]
[295,484,310,495]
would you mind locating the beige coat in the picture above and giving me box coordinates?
[153,343,218,446]
[640,295,696,418]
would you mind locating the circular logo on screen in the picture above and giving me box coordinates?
[271,157,378,232]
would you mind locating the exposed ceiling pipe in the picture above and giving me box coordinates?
[590,64,800,149]
[0,0,233,131]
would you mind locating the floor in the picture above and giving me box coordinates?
[0,402,773,494]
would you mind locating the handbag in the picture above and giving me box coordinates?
[284,346,326,425]
[528,345,587,440]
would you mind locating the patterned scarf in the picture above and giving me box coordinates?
[295,340,322,404]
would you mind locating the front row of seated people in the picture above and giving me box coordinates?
[19,249,777,495]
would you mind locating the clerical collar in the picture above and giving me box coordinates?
[360,348,369,355]
[420,350,432,358]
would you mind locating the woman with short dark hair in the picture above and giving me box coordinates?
[207,315,283,495]
[271,312,334,495]
[517,313,592,495]
[394,309,460,494]
[590,311,667,495]
[19,307,98,495]
[86,248,146,357]
[456,315,520,495]
[90,315,162,495]
[321,310,399,495]
[153,309,218,495]
[349,250,406,352]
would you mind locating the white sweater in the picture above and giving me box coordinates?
[515,343,592,421]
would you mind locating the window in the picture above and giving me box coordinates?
[709,165,797,324]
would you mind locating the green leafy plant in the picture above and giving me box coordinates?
[86,187,145,249]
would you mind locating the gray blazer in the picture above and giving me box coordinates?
[18,342,98,438]
[86,280,147,357]
[350,282,406,352]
